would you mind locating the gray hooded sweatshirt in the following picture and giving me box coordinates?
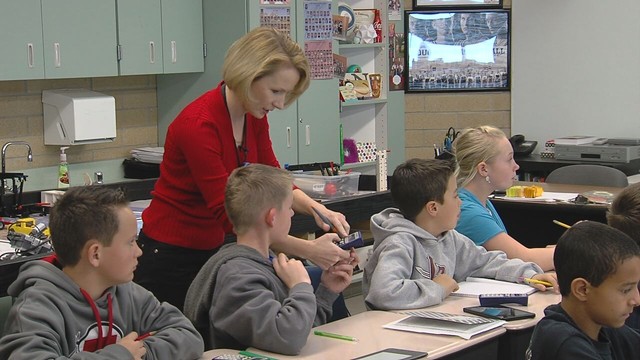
[0,256,204,360]
[184,243,338,355]
[362,208,543,310]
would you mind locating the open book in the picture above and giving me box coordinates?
[384,310,505,339]
[451,277,536,297]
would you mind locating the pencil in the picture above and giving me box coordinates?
[313,330,358,342]
[135,331,156,341]
[312,207,335,232]
[552,220,571,229]
[521,277,553,287]
[238,350,278,360]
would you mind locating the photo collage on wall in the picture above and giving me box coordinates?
[303,1,333,79]
[260,7,292,37]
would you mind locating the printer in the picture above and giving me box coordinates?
[555,141,640,163]
[42,89,116,145]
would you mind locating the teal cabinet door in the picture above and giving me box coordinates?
[297,79,340,164]
[0,0,44,80]
[268,106,299,167]
[160,0,204,74]
[117,0,163,75]
[42,0,118,79]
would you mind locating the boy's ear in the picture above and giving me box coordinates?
[425,200,438,216]
[264,208,277,228]
[570,277,590,301]
[86,240,102,268]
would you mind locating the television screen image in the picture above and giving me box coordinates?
[405,10,510,92]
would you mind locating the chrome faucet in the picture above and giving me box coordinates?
[1,141,33,192]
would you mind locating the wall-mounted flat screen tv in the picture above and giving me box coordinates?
[413,0,502,9]
[405,10,510,92]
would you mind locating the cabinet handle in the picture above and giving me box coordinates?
[54,42,61,68]
[286,127,292,148]
[305,125,311,146]
[149,41,155,64]
[27,43,34,68]
[171,41,177,63]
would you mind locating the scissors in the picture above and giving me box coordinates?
[444,127,459,152]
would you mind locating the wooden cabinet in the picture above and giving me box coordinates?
[116,0,164,75]
[41,0,118,79]
[0,0,203,81]
[0,0,44,80]
[117,0,203,75]
[160,0,204,74]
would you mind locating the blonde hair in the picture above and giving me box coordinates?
[223,27,310,109]
[225,164,293,235]
[454,125,507,188]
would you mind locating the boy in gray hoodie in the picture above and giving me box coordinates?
[0,187,204,360]
[362,158,557,310]
[184,164,356,355]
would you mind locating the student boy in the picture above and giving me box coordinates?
[526,221,640,360]
[362,158,557,310]
[184,164,356,355]
[606,182,640,330]
[0,187,204,360]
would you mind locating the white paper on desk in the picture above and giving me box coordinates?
[384,313,505,340]
[495,192,579,203]
[452,277,536,297]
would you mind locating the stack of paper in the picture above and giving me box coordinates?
[130,147,164,164]
[452,277,536,297]
[384,310,505,339]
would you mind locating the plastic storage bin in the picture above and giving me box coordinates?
[292,171,360,199]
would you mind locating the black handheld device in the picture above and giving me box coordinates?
[337,231,364,249]
[463,305,535,321]
[352,348,427,360]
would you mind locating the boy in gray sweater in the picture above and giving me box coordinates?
[184,164,356,355]
[362,158,557,310]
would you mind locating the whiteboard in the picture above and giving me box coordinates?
[511,0,640,150]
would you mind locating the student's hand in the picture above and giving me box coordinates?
[118,332,146,360]
[307,233,351,270]
[312,206,350,237]
[530,273,559,293]
[433,274,459,296]
[273,253,312,289]
[321,249,358,293]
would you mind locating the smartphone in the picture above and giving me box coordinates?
[352,348,427,360]
[336,231,364,249]
[463,305,535,321]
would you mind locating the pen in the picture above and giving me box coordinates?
[238,350,278,360]
[521,277,553,287]
[553,220,571,229]
[312,207,335,232]
[314,330,358,342]
[135,331,156,341]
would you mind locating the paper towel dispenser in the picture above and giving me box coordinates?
[42,89,116,145]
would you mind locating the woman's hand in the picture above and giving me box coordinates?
[307,233,350,270]
[312,206,350,237]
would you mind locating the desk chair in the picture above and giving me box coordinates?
[545,164,629,187]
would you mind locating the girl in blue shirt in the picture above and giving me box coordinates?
[454,126,555,271]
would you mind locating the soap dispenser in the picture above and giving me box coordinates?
[58,146,70,188]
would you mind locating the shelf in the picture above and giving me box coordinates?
[341,98,387,107]
[338,43,386,50]
[342,161,375,170]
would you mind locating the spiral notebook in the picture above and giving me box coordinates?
[451,277,536,298]
[384,310,505,339]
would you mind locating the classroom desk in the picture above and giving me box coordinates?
[490,182,621,248]
[515,154,640,178]
[200,310,505,360]
[427,291,561,360]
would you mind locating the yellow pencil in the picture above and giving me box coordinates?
[553,220,571,229]
[522,277,553,287]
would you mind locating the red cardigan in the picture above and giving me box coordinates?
[142,83,280,250]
